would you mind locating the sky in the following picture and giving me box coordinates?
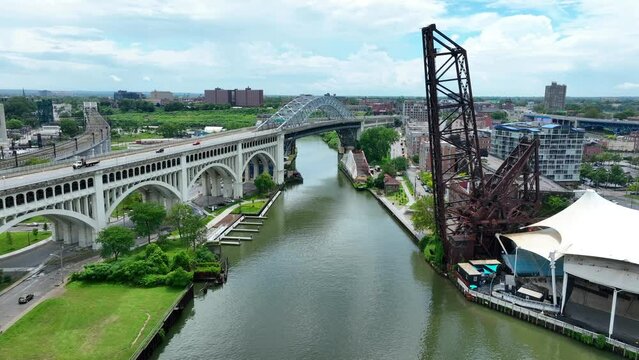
[0,0,638,97]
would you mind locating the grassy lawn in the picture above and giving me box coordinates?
[232,200,267,215]
[21,216,49,223]
[402,174,415,196]
[111,132,159,143]
[0,231,52,255]
[387,187,409,206]
[0,282,182,360]
[111,144,129,151]
[107,108,268,131]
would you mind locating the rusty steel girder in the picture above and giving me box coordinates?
[422,24,540,266]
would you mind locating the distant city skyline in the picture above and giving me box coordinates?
[1,1,638,97]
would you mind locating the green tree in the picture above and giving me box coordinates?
[182,212,206,251]
[167,204,206,250]
[419,171,434,189]
[4,96,36,120]
[96,226,135,261]
[580,163,594,181]
[582,106,602,119]
[254,173,275,195]
[157,122,184,138]
[167,203,192,242]
[32,228,39,240]
[591,167,609,187]
[539,195,570,217]
[130,202,166,243]
[164,102,187,112]
[59,119,80,138]
[411,154,419,165]
[490,110,508,121]
[358,127,399,164]
[410,195,436,232]
[381,161,397,176]
[628,181,639,194]
[609,164,627,186]
[6,119,24,129]
[533,104,547,113]
[389,157,408,172]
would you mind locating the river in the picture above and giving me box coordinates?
[155,136,613,359]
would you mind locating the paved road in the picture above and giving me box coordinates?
[0,256,98,332]
[0,241,59,268]
[0,126,270,190]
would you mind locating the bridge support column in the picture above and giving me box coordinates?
[179,155,188,201]
[275,133,285,184]
[235,142,244,199]
[251,159,260,180]
[93,173,107,238]
[202,170,212,197]
[232,182,243,199]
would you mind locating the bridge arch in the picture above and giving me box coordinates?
[0,209,99,247]
[242,150,276,179]
[105,180,182,219]
[0,209,98,235]
[189,162,240,199]
[256,95,352,131]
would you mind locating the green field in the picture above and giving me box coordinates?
[107,108,269,131]
[0,231,52,255]
[0,282,183,360]
[111,131,159,143]
[232,200,267,215]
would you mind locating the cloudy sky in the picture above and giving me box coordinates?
[0,0,638,97]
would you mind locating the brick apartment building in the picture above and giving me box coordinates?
[204,87,263,106]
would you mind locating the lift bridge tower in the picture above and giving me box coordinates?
[422,24,541,267]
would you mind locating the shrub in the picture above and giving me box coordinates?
[172,250,193,271]
[165,267,193,288]
[194,262,221,275]
[146,253,169,274]
[194,246,217,264]
[594,334,606,350]
[72,263,113,282]
[138,274,167,287]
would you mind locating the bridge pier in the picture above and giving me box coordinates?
[275,133,285,184]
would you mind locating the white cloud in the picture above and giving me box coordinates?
[109,74,122,82]
[1,0,639,95]
[616,82,639,90]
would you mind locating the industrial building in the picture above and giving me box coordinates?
[490,122,584,182]
[544,81,567,111]
[204,87,263,107]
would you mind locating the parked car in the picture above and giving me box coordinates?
[155,148,165,153]
[18,294,34,304]
[193,141,201,146]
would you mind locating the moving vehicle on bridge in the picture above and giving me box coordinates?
[72,158,100,169]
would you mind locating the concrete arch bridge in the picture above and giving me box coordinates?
[0,95,396,247]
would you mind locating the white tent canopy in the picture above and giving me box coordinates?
[501,189,639,266]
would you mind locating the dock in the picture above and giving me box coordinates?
[229,228,259,232]
[244,215,267,220]
[240,221,263,226]
[222,235,252,241]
